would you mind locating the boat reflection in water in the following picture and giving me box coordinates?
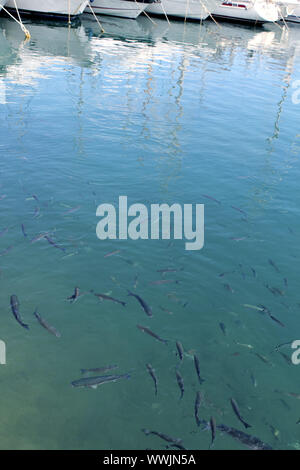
[0,17,94,90]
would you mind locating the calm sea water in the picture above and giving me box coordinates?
[0,13,300,450]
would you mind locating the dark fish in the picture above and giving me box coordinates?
[268,424,280,441]
[279,352,292,365]
[272,287,284,296]
[284,278,288,288]
[149,279,180,285]
[230,398,251,429]
[10,295,29,330]
[269,314,285,328]
[157,267,183,274]
[33,206,40,218]
[273,341,292,352]
[175,369,184,399]
[219,322,226,336]
[257,304,271,315]
[258,304,284,327]
[231,205,247,217]
[94,293,126,307]
[0,227,8,237]
[279,399,291,410]
[30,233,48,244]
[81,365,118,374]
[176,341,184,361]
[63,205,81,215]
[254,353,272,365]
[44,236,66,252]
[142,429,185,450]
[34,310,61,337]
[202,194,221,205]
[194,354,205,384]
[209,417,216,448]
[265,284,276,295]
[137,324,168,345]
[195,391,202,426]
[268,259,280,273]
[265,284,284,297]
[146,363,158,396]
[128,291,152,317]
[159,306,173,315]
[21,224,27,237]
[104,250,120,258]
[219,271,235,277]
[251,267,256,278]
[223,283,234,293]
[283,391,300,399]
[0,245,13,256]
[71,373,131,388]
[250,372,257,388]
[217,423,272,450]
[67,287,80,303]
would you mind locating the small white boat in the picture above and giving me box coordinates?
[146,0,218,20]
[0,0,8,13]
[276,0,300,22]
[212,0,281,23]
[86,0,158,19]
[5,0,89,19]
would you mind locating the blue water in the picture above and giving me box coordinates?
[1,13,300,450]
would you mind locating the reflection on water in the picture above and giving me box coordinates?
[0,14,300,450]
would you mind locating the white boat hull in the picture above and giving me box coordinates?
[5,0,89,18]
[0,0,8,13]
[276,0,300,22]
[212,0,280,22]
[286,10,300,21]
[85,0,148,19]
[146,0,215,20]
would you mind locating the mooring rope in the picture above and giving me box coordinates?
[68,0,71,24]
[87,1,105,33]
[136,0,157,25]
[184,0,190,22]
[160,0,170,25]
[277,2,289,29]
[0,2,31,39]
[199,0,221,27]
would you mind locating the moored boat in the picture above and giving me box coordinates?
[4,0,89,20]
[146,0,218,20]
[0,0,8,13]
[86,0,159,19]
[212,0,283,23]
[275,0,300,22]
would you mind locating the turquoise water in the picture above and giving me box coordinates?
[1,13,300,450]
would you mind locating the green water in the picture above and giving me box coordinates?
[0,14,300,450]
